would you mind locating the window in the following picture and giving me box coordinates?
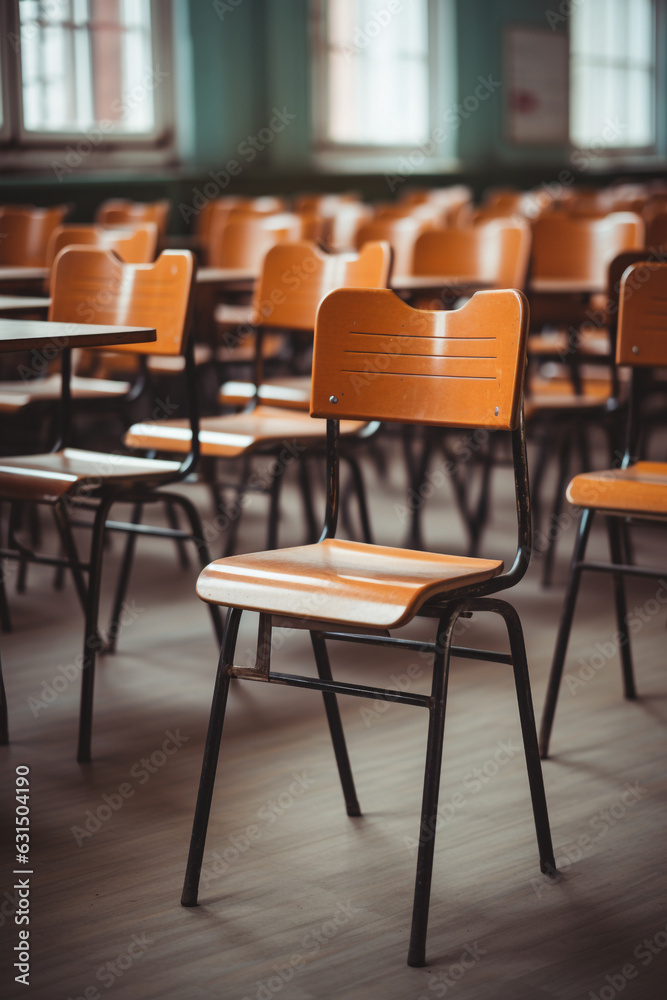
[312,0,456,164]
[570,0,656,149]
[19,0,156,136]
[0,0,173,167]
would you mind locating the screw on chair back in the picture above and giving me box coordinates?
[95,198,171,237]
[531,212,644,287]
[0,205,70,266]
[311,287,527,430]
[207,211,303,271]
[46,223,158,266]
[412,219,531,289]
[49,247,195,357]
[251,240,393,333]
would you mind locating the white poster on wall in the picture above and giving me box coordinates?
[505,26,569,144]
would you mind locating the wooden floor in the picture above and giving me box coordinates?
[1,431,666,1000]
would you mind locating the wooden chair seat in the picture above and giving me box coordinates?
[0,448,180,503]
[124,406,367,459]
[0,373,130,413]
[196,537,504,630]
[524,376,612,419]
[528,329,610,357]
[566,461,667,516]
[213,302,255,327]
[218,374,311,410]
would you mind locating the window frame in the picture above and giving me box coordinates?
[0,0,176,171]
[310,0,458,172]
[568,0,658,155]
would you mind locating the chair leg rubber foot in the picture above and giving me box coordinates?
[346,802,362,817]
[541,857,557,876]
[407,951,426,968]
[181,894,198,908]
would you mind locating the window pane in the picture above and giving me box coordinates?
[570,0,656,148]
[324,0,430,146]
[19,0,155,134]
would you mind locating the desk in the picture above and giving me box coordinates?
[0,266,49,296]
[391,274,493,293]
[0,295,51,316]
[196,267,257,290]
[529,277,606,296]
[0,319,155,353]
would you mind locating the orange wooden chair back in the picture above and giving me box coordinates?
[311,288,528,431]
[46,223,158,266]
[616,262,667,367]
[531,212,644,286]
[208,211,303,271]
[95,199,171,236]
[251,240,392,331]
[49,248,194,357]
[327,202,372,251]
[412,220,531,288]
[0,205,70,266]
[645,211,667,248]
[354,216,429,275]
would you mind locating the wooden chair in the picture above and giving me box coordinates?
[95,198,171,237]
[46,222,158,265]
[125,240,393,553]
[217,239,393,412]
[354,215,430,275]
[539,260,667,758]
[0,247,223,761]
[530,212,644,293]
[412,219,532,290]
[0,205,70,266]
[208,211,303,271]
[179,286,555,968]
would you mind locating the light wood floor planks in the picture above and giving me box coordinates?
[1,431,666,1000]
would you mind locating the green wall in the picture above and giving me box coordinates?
[1,0,665,230]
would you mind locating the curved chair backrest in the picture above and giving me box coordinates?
[252,240,392,332]
[49,247,195,357]
[327,201,372,251]
[0,205,70,266]
[646,210,667,248]
[311,287,528,431]
[208,211,303,271]
[531,212,644,286]
[95,199,171,236]
[354,215,430,275]
[46,223,158,266]
[616,262,667,367]
[412,220,531,289]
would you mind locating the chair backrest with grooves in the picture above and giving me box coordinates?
[49,247,195,357]
[311,287,528,431]
[616,261,667,367]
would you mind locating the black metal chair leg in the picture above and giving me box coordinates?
[298,456,319,543]
[409,431,432,550]
[529,429,550,551]
[77,496,114,763]
[52,502,89,614]
[0,650,8,744]
[104,501,143,654]
[0,567,11,633]
[181,608,242,906]
[495,600,555,873]
[539,507,595,758]
[266,460,283,551]
[165,491,225,647]
[165,500,191,570]
[223,457,251,559]
[344,453,373,545]
[606,516,636,699]
[542,429,570,588]
[310,631,361,817]
[407,605,462,968]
